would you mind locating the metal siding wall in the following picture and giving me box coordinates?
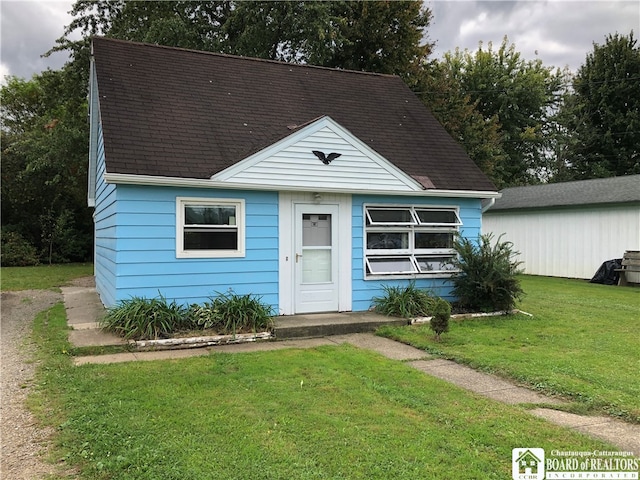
[112,186,279,309]
[483,205,640,279]
[351,195,483,311]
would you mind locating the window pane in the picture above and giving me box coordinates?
[415,232,453,249]
[367,232,409,250]
[367,208,414,224]
[416,209,459,225]
[303,214,332,247]
[367,257,416,274]
[416,256,455,272]
[302,249,332,283]
[185,206,236,226]
[184,229,238,250]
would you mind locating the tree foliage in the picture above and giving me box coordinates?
[558,32,640,179]
[433,38,567,187]
[49,1,432,77]
[415,60,507,187]
[1,71,92,265]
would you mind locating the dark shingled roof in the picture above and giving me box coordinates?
[487,175,640,211]
[92,37,496,192]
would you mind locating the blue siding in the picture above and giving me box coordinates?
[94,165,484,313]
[93,122,118,307]
[350,194,482,312]
[107,185,279,309]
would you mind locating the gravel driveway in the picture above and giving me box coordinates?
[1,288,64,479]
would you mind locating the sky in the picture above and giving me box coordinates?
[1,0,639,83]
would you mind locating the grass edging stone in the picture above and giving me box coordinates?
[132,331,273,350]
[410,308,533,324]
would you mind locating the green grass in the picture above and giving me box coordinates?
[378,275,640,423]
[31,302,619,479]
[1,263,93,291]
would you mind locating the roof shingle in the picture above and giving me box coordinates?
[487,175,640,211]
[92,37,496,192]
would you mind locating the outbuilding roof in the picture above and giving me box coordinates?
[91,37,496,192]
[486,175,640,211]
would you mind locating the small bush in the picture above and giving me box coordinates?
[1,230,39,266]
[429,297,451,341]
[102,294,188,340]
[372,281,450,320]
[449,233,524,312]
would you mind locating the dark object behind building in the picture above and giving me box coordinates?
[590,259,622,285]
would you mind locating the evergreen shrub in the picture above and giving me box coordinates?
[429,297,451,340]
[449,233,524,312]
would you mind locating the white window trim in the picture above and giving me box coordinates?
[364,204,460,278]
[366,256,419,275]
[176,197,245,258]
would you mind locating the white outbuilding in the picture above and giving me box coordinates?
[482,175,640,279]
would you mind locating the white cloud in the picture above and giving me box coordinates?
[428,0,640,72]
[1,0,74,80]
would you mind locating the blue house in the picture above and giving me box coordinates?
[88,38,498,315]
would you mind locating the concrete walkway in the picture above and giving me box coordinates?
[62,286,640,456]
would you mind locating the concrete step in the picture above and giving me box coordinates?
[273,312,408,340]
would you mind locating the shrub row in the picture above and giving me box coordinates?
[102,234,520,341]
[102,291,274,340]
[371,234,523,338]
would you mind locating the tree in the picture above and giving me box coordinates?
[1,72,92,265]
[51,1,432,77]
[559,32,640,179]
[414,60,507,187]
[437,38,566,186]
[318,1,432,80]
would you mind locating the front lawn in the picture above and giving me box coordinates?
[1,263,93,291]
[378,275,640,423]
[32,302,617,479]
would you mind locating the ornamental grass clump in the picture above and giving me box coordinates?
[102,291,274,340]
[449,233,524,312]
[198,291,275,334]
[372,281,451,326]
[372,282,434,318]
[102,293,188,340]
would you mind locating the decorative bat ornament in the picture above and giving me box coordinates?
[312,150,342,165]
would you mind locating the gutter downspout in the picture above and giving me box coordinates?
[481,197,496,213]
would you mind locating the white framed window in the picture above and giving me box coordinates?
[176,197,245,258]
[364,205,460,277]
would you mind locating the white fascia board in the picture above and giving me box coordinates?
[103,172,501,198]
[87,57,98,207]
[211,115,425,192]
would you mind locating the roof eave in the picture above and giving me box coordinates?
[103,172,500,199]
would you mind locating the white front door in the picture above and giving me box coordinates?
[294,204,340,313]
